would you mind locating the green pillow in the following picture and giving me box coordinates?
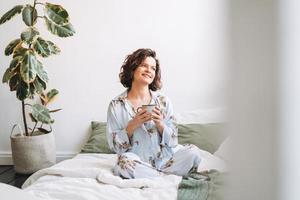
[178,123,227,154]
[81,121,114,154]
[81,122,226,154]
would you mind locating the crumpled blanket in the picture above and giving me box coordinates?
[178,170,227,200]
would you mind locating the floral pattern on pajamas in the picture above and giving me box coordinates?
[106,90,201,178]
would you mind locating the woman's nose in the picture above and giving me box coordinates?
[147,65,154,71]
[145,66,151,71]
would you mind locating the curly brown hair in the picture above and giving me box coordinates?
[119,48,162,91]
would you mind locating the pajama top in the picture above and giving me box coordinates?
[106,90,178,170]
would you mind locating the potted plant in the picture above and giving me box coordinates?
[0,0,75,174]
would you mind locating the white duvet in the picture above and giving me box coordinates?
[22,151,227,200]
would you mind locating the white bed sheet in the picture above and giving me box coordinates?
[22,151,227,200]
[22,153,182,200]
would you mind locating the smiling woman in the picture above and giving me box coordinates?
[119,48,162,92]
[106,48,203,179]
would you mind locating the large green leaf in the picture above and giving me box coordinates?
[29,83,35,98]
[33,37,61,57]
[2,56,22,83]
[21,27,39,44]
[44,16,75,37]
[3,56,22,83]
[9,74,20,91]
[36,60,48,83]
[32,104,54,124]
[20,50,37,83]
[37,127,51,134]
[46,89,59,104]
[9,56,22,70]
[33,37,51,57]
[2,68,15,83]
[44,3,69,25]
[13,45,27,58]
[5,39,22,56]
[32,77,45,94]
[16,80,30,100]
[22,5,37,26]
[38,76,46,90]
[47,40,60,55]
[0,5,24,25]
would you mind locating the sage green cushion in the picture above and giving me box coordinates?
[81,122,226,154]
[178,123,227,154]
[81,121,114,154]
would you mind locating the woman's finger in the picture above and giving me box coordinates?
[151,112,162,121]
[141,111,152,118]
[136,111,149,122]
[137,109,147,116]
[153,107,161,112]
[139,112,151,119]
[141,113,151,119]
[152,108,160,116]
[141,115,152,123]
[151,112,159,118]
[152,117,161,123]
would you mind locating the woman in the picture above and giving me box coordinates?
[106,48,201,179]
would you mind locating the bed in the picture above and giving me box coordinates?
[21,150,228,200]
[13,109,230,200]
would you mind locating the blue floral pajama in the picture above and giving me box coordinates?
[106,90,201,178]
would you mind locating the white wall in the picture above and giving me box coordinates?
[0,0,228,163]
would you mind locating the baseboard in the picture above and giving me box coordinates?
[0,152,13,165]
[0,151,78,165]
[56,151,78,162]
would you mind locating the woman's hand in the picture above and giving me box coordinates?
[126,109,152,137]
[151,107,165,134]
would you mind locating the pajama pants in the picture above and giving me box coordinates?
[113,144,202,179]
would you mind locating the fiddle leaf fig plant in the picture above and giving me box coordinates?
[0,0,75,136]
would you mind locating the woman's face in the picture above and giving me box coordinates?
[132,56,157,85]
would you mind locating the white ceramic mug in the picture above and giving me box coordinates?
[137,104,156,113]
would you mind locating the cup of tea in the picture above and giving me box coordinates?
[137,104,156,113]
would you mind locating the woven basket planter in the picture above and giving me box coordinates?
[10,125,56,174]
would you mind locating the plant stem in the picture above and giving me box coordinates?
[31,121,38,135]
[22,100,29,136]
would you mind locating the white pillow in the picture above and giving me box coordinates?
[214,136,231,162]
[175,107,226,124]
[197,148,228,172]
[0,183,43,200]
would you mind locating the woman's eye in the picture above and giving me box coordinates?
[140,64,156,71]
